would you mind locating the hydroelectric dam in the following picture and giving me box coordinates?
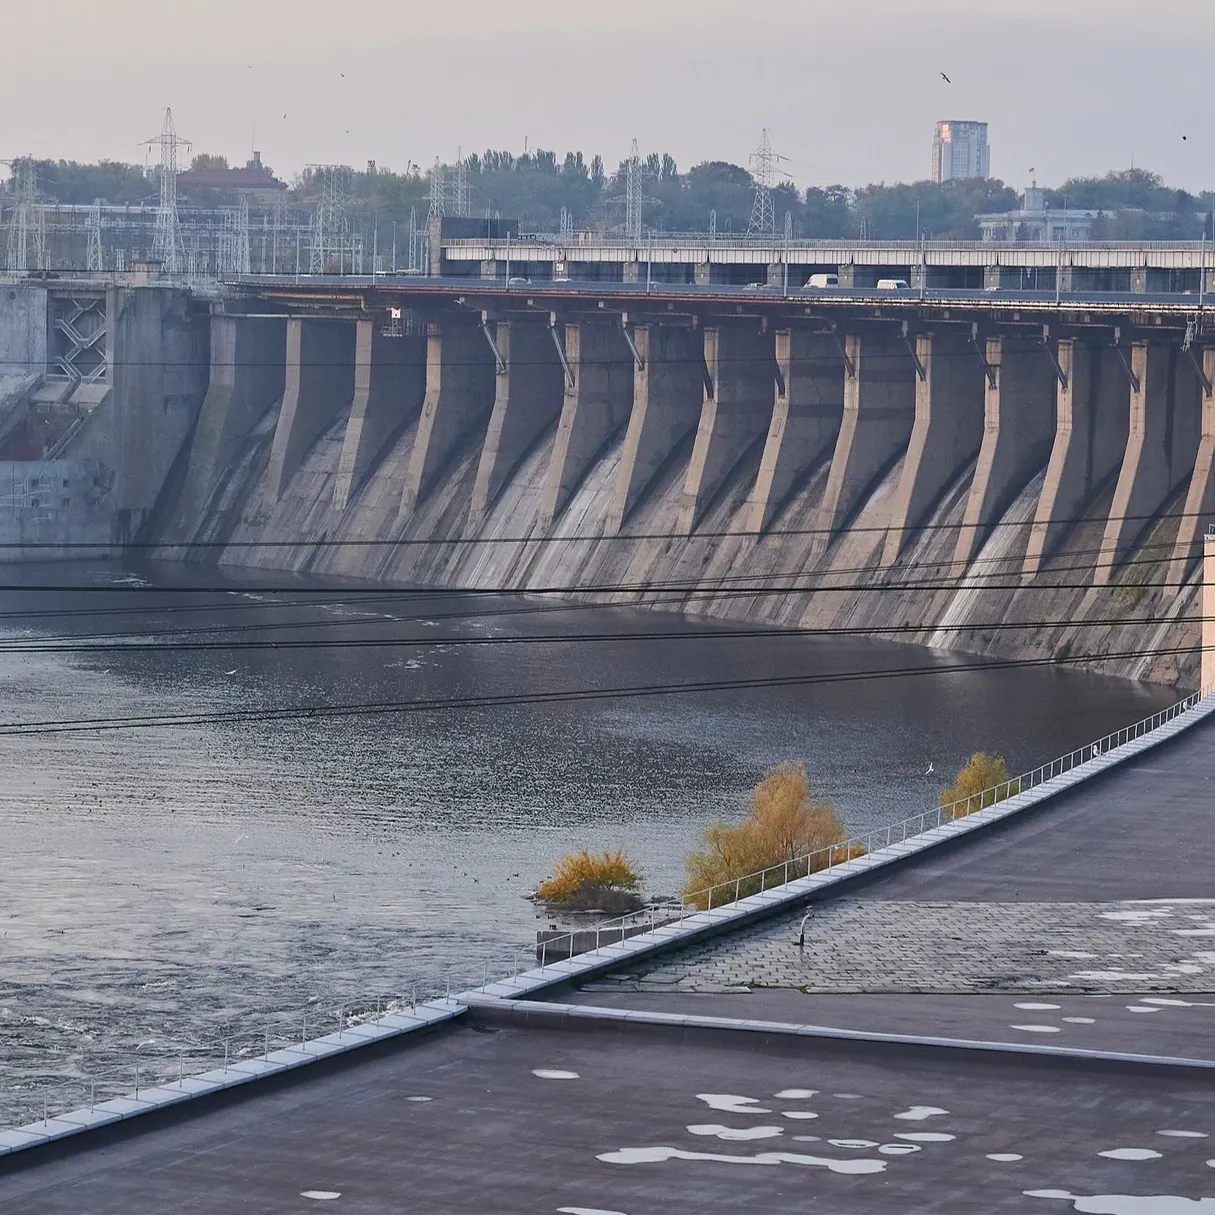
[4,233,1215,686]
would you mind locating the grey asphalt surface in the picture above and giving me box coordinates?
[563,988,1215,1061]
[3,1020,1214,1214]
[854,714,1215,903]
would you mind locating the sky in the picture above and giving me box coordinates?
[2,0,1213,191]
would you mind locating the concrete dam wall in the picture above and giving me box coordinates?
[159,309,1210,689]
[0,279,208,557]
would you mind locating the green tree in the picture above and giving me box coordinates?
[190,153,229,171]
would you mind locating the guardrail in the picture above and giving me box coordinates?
[0,986,453,1137]
[528,683,1212,966]
[440,235,1215,253]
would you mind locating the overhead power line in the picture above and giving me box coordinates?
[0,642,1196,738]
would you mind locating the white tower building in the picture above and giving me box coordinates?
[932,121,990,183]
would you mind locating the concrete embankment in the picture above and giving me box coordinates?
[156,346,1199,689]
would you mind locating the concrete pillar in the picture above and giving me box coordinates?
[954,336,1057,567]
[1205,531,1215,691]
[678,322,775,533]
[172,314,286,533]
[540,322,634,528]
[1094,342,1202,585]
[426,215,442,276]
[982,265,1002,290]
[766,263,785,287]
[399,321,497,517]
[882,333,985,566]
[1023,343,1130,579]
[623,262,641,284]
[747,331,844,534]
[1168,349,1215,589]
[814,331,917,554]
[471,321,564,517]
[332,322,426,511]
[265,319,356,502]
[1130,266,1149,294]
[694,262,711,286]
[608,325,704,533]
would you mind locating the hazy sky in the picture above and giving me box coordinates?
[3,0,1212,190]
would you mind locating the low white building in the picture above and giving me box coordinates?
[977,186,1102,243]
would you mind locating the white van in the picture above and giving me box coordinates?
[875,278,911,291]
[805,273,839,289]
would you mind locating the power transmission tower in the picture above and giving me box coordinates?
[86,198,103,272]
[451,147,471,218]
[219,197,252,276]
[428,159,444,218]
[236,196,251,274]
[4,157,46,271]
[141,108,191,274]
[747,129,776,238]
[309,165,350,273]
[625,138,643,242]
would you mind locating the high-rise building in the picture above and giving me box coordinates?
[932,121,990,183]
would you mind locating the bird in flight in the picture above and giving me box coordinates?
[940,72,952,84]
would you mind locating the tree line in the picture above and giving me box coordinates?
[8,150,1214,241]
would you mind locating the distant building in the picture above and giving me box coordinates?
[177,152,287,206]
[976,185,1102,242]
[932,121,990,183]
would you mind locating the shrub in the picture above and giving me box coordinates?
[939,752,1016,820]
[535,849,641,908]
[682,762,853,910]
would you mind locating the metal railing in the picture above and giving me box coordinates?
[440,234,1215,254]
[4,684,1211,1138]
[519,684,1213,969]
[0,985,457,1136]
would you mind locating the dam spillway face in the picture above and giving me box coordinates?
[0,275,1205,687]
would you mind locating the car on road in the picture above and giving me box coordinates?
[507,276,531,287]
[875,278,912,291]
[804,273,839,289]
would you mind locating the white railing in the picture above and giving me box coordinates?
[0,986,455,1135]
[525,684,1213,967]
[4,683,1211,1138]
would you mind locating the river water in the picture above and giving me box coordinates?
[0,563,1176,1125]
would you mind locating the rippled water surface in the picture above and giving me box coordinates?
[0,563,1176,1124]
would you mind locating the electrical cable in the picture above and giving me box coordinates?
[0,642,1196,738]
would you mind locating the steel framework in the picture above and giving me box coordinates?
[747,129,776,238]
[3,157,46,271]
[625,139,643,242]
[141,108,191,274]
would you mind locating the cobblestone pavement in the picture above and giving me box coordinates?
[590,899,1215,993]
